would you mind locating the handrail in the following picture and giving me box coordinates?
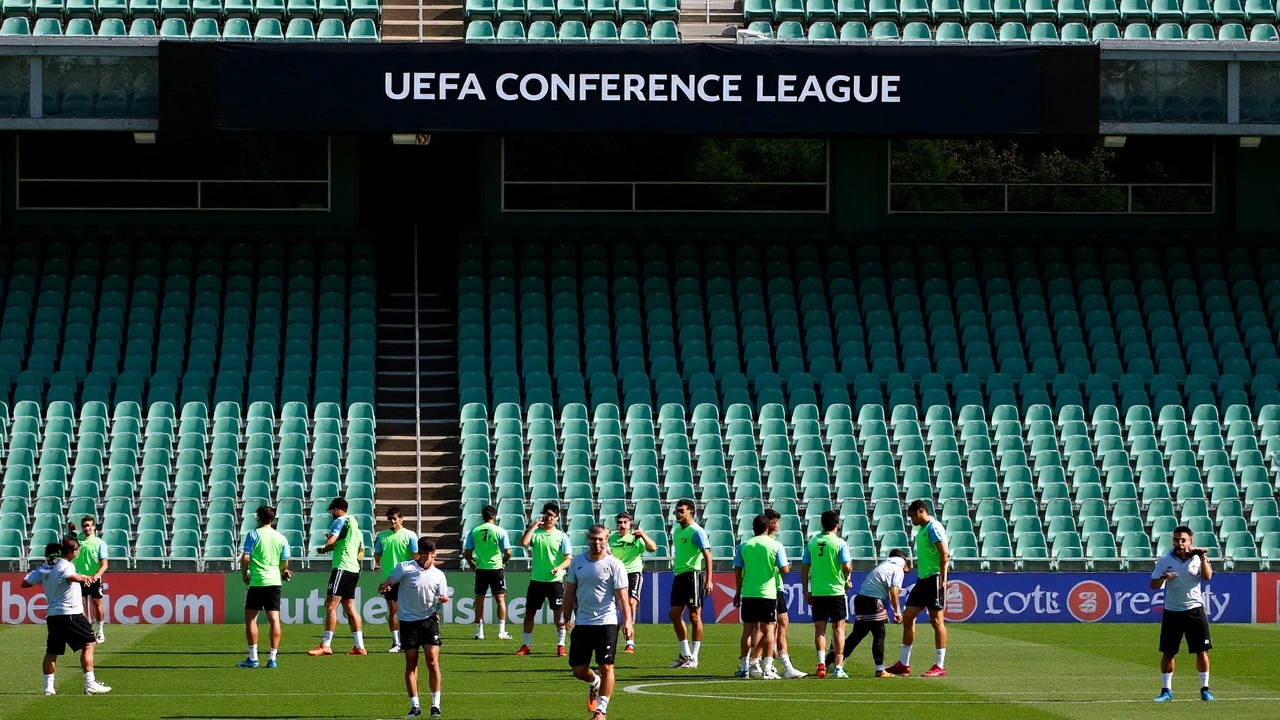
[414,224,423,535]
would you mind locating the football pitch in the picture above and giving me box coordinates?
[0,622,1278,719]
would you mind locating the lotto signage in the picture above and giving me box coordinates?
[0,573,224,625]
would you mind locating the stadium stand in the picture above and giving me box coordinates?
[0,2,381,40]
[0,235,377,566]
[454,238,1280,571]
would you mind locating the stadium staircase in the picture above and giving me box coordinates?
[383,0,465,40]
[678,0,742,40]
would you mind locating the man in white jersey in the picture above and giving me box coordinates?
[380,537,450,718]
[564,524,632,720]
[1151,525,1214,703]
[21,539,111,696]
[837,549,908,677]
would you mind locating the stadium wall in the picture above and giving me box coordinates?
[1,573,1269,626]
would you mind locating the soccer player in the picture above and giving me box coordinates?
[69,516,109,644]
[1151,525,1215,702]
[21,539,111,696]
[733,514,789,680]
[843,549,908,677]
[463,504,512,641]
[375,506,420,652]
[309,497,368,657]
[380,537,450,718]
[669,498,712,669]
[239,505,292,669]
[764,508,806,679]
[607,512,656,654]
[886,499,949,678]
[802,510,853,679]
[565,524,633,720]
[516,503,572,656]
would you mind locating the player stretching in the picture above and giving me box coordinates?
[802,510,853,679]
[239,505,292,669]
[381,537,450,718]
[68,516,108,644]
[843,550,907,677]
[517,503,572,656]
[764,508,806,679]
[886,500,948,677]
[1151,525,1215,702]
[565,524,633,720]
[608,512,656,653]
[669,498,712,669]
[22,539,111,695]
[463,505,512,641]
[734,514,788,679]
[310,498,368,657]
[375,507,420,652]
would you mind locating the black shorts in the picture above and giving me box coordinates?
[853,594,889,622]
[526,580,564,613]
[627,572,643,601]
[670,571,704,609]
[46,614,95,655]
[741,597,778,624]
[475,569,507,597]
[82,579,104,599]
[1159,607,1213,655]
[402,615,443,650]
[568,624,619,667]
[380,582,400,603]
[812,595,849,623]
[776,592,789,617]
[906,575,944,611]
[245,585,282,612]
[327,568,359,600]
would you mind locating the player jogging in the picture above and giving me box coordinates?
[376,506,420,653]
[310,497,368,657]
[764,508,806,679]
[68,516,108,644]
[802,510,853,679]
[565,524,633,720]
[239,505,292,669]
[1151,525,1215,702]
[843,549,908,677]
[381,537,450,718]
[886,499,949,677]
[463,504,512,641]
[669,498,712,669]
[734,514,789,680]
[517,503,572,656]
[22,539,111,696]
[608,512,656,654]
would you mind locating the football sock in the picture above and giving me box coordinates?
[84,671,95,684]
[557,628,566,645]
[740,657,750,672]
[353,631,365,649]
[321,631,334,646]
[875,664,885,672]
[498,620,507,634]
[598,696,610,714]
[1200,671,1209,688]
[899,645,912,666]
[392,631,400,645]
[817,650,826,664]
[43,674,55,693]
[764,657,776,673]
[679,640,691,657]
[523,632,533,646]
[431,691,441,708]
[692,641,702,659]
[1162,673,1173,690]
[626,638,635,648]
[935,649,946,668]
[93,622,103,637]
[590,674,601,690]
[780,654,791,669]
[269,649,278,662]
[248,645,258,662]
[410,696,420,708]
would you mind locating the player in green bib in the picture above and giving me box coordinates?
[463,505,512,641]
[375,506,420,653]
[609,512,657,653]
[68,516,108,644]
[733,514,790,679]
[764,508,806,679]
[669,498,713,669]
[239,505,292,669]
[311,498,367,657]
[886,499,951,678]
[517,503,572,656]
[801,510,854,679]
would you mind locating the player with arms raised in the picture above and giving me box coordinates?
[22,539,111,696]
[1151,525,1214,702]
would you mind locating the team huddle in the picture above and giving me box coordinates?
[23,498,1220,713]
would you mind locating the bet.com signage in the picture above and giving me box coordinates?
[0,574,223,625]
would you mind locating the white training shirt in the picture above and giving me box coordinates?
[566,552,629,626]
[1152,551,1205,611]
[857,556,907,601]
[389,561,450,622]
[25,558,83,617]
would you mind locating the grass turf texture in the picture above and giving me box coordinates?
[0,622,1277,719]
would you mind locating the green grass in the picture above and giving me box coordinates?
[0,622,1277,719]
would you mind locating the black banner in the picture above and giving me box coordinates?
[160,42,1098,136]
